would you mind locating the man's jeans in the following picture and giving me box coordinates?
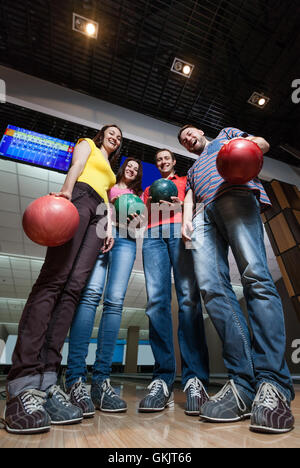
[143,223,209,389]
[66,228,136,388]
[191,190,294,402]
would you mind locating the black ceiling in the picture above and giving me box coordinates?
[1,0,300,168]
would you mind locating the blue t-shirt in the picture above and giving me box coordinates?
[186,127,271,215]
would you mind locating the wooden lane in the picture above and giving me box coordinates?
[0,380,299,448]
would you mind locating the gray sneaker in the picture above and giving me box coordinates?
[91,379,127,413]
[250,382,294,434]
[200,380,252,422]
[139,379,174,413]
[184,377,209,416]
[68,378,95,419]
[44,385,83,425]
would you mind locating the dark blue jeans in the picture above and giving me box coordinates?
[66,228,136,388]
[191,190,294,402]
[142,223,209,389]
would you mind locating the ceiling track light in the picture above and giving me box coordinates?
[171,58,194,78]
[247,92,270,109]
[72,13,98,39]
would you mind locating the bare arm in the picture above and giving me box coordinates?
[182,189,194,243]
[50,140,91,200]
[245,135,270,154]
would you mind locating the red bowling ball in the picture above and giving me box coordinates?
[22,195,80,247]
[216,138,263,184]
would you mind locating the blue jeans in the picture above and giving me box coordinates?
[143,223,209,390]
[66,228,136,388]
[191,190,294,402]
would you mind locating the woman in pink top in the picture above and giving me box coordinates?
[65,158,143,415]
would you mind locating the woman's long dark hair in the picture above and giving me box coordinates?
[93,124,123,169]
[116,157,143,196]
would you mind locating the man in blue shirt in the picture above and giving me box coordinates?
[178,124,295,434]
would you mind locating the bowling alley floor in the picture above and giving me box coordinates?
[0,379,299,449]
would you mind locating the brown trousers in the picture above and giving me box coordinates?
[7,182,106,395]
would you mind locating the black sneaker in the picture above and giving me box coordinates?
[184,377,209,416]
[91,379,127,413]
[250,382,294,434]
[3,390,51,435]
[68,378,95,419]
[139,379,174,413]
[200,380,252,422]
[44,385,83,425]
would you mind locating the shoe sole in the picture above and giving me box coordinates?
[5,424,51,435]
[139,400,174,413]
[185,410,200,416]
[200,413,252,423]
[95,406,127,413]
[250,424,294,434]
[83,412,95,418]
[50,417,83,425]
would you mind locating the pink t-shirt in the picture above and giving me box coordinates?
[108,185,144,202]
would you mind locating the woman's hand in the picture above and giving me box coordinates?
[49,191,72,201]
[101,235,114,253]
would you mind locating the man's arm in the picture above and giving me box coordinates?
[182,189,194,243]
[245,135,270,155]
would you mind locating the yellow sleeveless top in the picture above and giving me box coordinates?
[77,138,116,203]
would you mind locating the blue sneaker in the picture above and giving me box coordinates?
[200,380,252,422]
[91,379,127,413]
[68,378,95,419]
[139,379,174,413]
[44,385,83,425]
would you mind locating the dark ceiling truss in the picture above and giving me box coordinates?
[0,0,299,167]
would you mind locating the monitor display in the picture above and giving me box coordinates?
[0,125,75,172]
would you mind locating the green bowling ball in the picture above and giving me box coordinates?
[114,193,145,219]
[149,178,178,203]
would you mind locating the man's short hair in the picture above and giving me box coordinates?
[177,124,198,144]
[154,148,176,162]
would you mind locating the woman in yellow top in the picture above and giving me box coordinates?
[3,124,122,435]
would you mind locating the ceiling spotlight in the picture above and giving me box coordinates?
[171,58,194,78]
[85,22,96,36]
[248,92,270,109]
[72,13,98,39]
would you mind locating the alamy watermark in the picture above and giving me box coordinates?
[95,201,205,250]
[291,79,300,104]
[0,79,6,103]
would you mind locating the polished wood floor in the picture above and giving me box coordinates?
[0,380,299,448]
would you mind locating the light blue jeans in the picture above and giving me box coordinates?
[191,190,294,402]
[143,223,209,390]
[66,228,136,388]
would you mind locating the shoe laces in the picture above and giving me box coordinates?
[73,378,90,402]
[254,383,285,411]
[211,380,247,412]
[48,385,71,406]
[20,389,47,414]
[147,379,169,398]
[183,377,208,399]
[101,379,118,398]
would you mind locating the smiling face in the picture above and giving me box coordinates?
[102,126,122,155]
[155,150,176,177]
[123,159,140,183]
[179,126,207,154]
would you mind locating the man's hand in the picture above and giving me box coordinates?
[158,196,183,207]
[182,220,194,243]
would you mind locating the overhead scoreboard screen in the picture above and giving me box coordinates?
[0,125,75,172]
